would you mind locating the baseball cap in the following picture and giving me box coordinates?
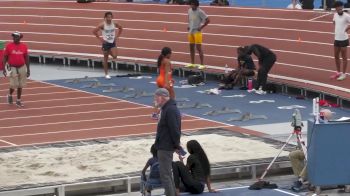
[12,31,23,38]
[154,88,170,97]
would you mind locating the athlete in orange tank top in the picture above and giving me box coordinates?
[156,61,173,88]
[152,47,175,120]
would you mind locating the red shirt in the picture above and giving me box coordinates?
[4,42,28,67]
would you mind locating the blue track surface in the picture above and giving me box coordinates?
[48,74,350,128]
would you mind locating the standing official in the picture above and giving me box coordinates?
[3,32,30,107]
[154,88,181,196]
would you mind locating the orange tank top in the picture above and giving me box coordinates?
[156,60,173,88]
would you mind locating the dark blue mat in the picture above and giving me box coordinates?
[47,73,349,127]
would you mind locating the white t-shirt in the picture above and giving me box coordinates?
[333,12,350,41]
[188,8,208,33]
[102,22,116,43]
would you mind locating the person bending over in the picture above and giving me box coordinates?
[220,47,256,90]
[243,44,276,95]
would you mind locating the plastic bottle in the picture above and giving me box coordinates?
[248,78,253,90]
[224,64,229,74]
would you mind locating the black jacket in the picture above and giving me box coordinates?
[245,44,275,63]
[155,99,181,151]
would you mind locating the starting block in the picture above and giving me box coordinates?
[102,86,135,93]
[80,82,116,88]
[64,76,99,83]
[249,100,275,104]
[178,102,212,109]
[227,112,267,122]
[123,91,153,99]
[203,107,241,116]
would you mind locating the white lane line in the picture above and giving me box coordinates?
[0,24,334,46]
[0,114,152,129]
[309,13,332,21]
[0,36,337,66]
[0,90,79,98]
[0,106,148,121]
[0,16,334,34]
[0,119,202,138]
[0,6,331,23]
[0,26,334,49]
[0,139,17,146]
[274,189,300,196]
[0,0,325,13]
[0,101,123,114]
[0,125,232,148]
[0,80,37,87]
[0,85,63,93]
[0,28,336,57]
[0,95,102,106]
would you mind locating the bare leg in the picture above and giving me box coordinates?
[103,51,109,76]
[334,46,341,73]
[341,47,348,74]
[189,44,195,64]
[17,88,22,100]
[196,44,204,65]
[110,47,118,59]
[9,88,14,95]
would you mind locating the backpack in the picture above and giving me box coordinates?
[149,162,160,179]
[188,75,204,85]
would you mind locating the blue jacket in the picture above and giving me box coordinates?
[155,99,181,151]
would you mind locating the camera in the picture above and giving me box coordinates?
[291,109,303,129]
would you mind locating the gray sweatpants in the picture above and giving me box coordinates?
[158,150,176,196]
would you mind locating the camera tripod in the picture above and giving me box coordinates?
[259,126,307,181]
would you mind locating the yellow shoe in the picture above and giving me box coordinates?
[197,64,206,70]
[185,63,196,68]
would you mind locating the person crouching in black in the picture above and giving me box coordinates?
[243,44,276,95]
[220,47,256,90]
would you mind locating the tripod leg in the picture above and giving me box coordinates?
[259,133,294,180]
[296,134,308,161]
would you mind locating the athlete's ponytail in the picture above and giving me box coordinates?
[157,47,172,68]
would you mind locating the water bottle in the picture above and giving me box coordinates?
[248,78,253,90]
[224,64,229,74]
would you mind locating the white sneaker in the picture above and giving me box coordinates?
[105,75,111,79]
[337,73,346,81]
[247,89,256,93]
[255,89,267,95]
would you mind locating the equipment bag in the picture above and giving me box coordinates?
[187,74,204,85]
